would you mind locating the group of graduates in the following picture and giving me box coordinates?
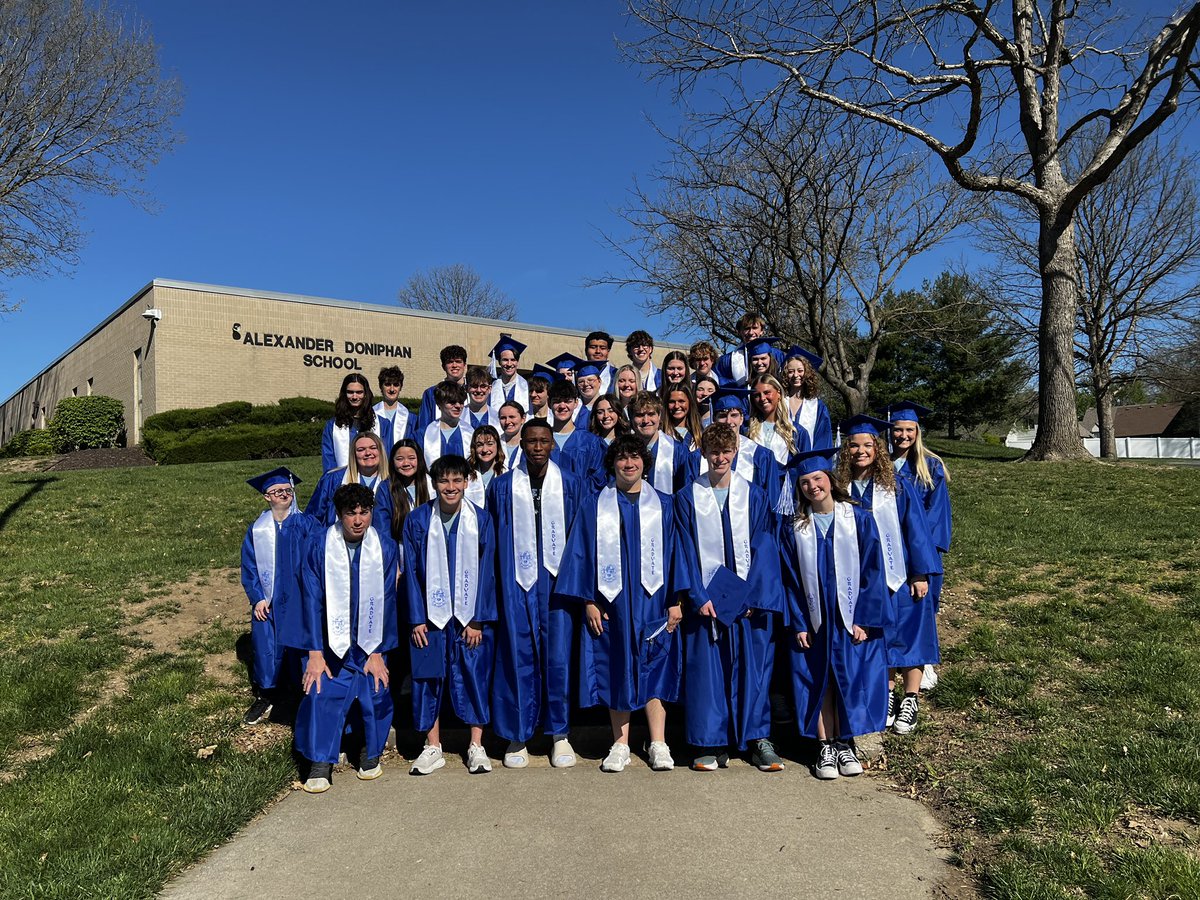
[239,313,952,792]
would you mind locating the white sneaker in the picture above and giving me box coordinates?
[466,743,492,774]
[503,741,529,768]
[835,744,863,776]
[921,665,939,691]
[410,744,445,775]
[600,742,631,773]
[550,737,577,768]
[813,742,839,780]
[647,740,674,771]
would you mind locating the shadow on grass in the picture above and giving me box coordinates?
[0,476,59,533]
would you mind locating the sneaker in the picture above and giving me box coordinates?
[813,743,839,780]
[503,741,529,769]
[410,744,445,775]
[357,752,383,780]
[691,750,729,771]
[751,738,785,772]
[243,696,273,725]
[921,664,939,692]
[550,737,577,768]
[601,742,631,773]
[647,741,674,771]
[303,762,333,793]
[886,688,898,728]
[893,694,920,734]
[466,743,492,774]
[835,743,863,776]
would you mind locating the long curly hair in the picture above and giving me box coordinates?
[469,425,506,477]
[836,430,896,495]
[782,356,821,400]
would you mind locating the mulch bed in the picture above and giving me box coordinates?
[47,448,156,471]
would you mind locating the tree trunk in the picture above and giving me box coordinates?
[947,411,958,440]
[1026,210,1092,461]
[1094,377,1117,459]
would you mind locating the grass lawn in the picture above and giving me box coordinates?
[0,445,1197,897]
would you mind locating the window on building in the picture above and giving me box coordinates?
[86,378,93,396]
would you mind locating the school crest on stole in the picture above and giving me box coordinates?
[518,550,535,570]
[601,563,618,584]
[430,588,448,608]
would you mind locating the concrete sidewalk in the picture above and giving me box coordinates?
[164,742,951,900]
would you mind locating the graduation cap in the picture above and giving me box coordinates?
[788,447,839,477]
[490,334,527,360]
[530,363,559,380]
[711,386,751,413]
[733,335,783,357]
[575,363,602,381]
[785,345,824,369]
[706,566,750,626]
[545,351,586,374]
[841,414,892,437]
[878,399,932,423]
[246,466,301,494]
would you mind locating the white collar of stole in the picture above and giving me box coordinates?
[796,397,818,442]
[323,525,385,658]
[864,479,906,591]
[340,466,383,496]
[651,431,676,494]
[794,501,860,634]
[756,426,789,465]
[425,500,480,628]
[512,460,566,590]
[490,375,529,415]
[698,437,757,482]
[332,423,351,470]
[691,473,751,587]
[596,486,664,601]
[505,443,523,470]
[251,510,288,602]
[730,348,748,386]
[374,401,409,436]
[639,362,659,391]
[423,419,473,468]
[598,365,613,394]
[465,475,487,509]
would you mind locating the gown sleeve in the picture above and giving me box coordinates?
[853,507,889,630]
[240,524,264,606]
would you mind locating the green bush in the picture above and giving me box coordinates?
[1,429,56,457]
[48,396,126,452]
[142,401,254,433]
[157,422,324,465]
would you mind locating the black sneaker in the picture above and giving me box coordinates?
[243,696,273,725]
[885,688,898,729]
[893,693,919,734]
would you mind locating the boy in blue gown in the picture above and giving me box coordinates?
[777,448,890,779]
[674,423,785,772]
[557,435,683,772]
[373,365,415,444]
[240,466,316,724]
[547,378,608,493]
[293,483,399,793]
[629,392,696,494]
[703,387,782,509]
[403,455,498,775]
[584,330,619,395]
[487,419,587,768]
[416,344,469,432]
[488,335,530,417]
[419,380,475,469]
[715,313,786,386]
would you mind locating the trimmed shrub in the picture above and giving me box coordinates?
[1,428,57,457]
[48,395,126,452]
[157,422,324,466]
[142,401,254,433]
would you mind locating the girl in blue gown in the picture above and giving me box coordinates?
[782,347,833,451]
[321,373,394,474]
[305,432,393,528]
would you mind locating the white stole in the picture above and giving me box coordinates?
[865,481,907,591]
[794,503,860,633]
[331,423,351,470]
[651,431,676,494]
[425,502,481,628]
[490,376,529,417]
[639,363,660,391]
[730,349,748,386]
[323,525,386,658]
[698,438,758,483]
[422,420,474,468]
[796,398,818,444]
[598,365,614,394]
[754,425,789,465]
[340,466,385,500]
[596,486,664,601]
[505,443,524,470]
[374,402,410,438]
[465,475,487,509]
[251,511,280,602]
[512,461,566,590]
[691,474,751,588]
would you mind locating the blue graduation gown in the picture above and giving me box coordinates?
[694,439,782,511]
[714,347,786,386]
[421,421,471,468]
[373,402,417,445]
[240,509,317,690]
[551,428,608,493]
[673,477,782,750]
[649,434,698,494]
[852,477,943,668]
[293,528,400,764]
[779,507,889,740]
[573,404,591,432]
[896,455,952,614]
[304,468,394,529]
[556,488,681,711]
[487,465,586,742]
[402,502,497,731]
[789,397,833,451]
[320,417,395,475]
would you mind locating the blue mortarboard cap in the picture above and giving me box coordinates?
[490,334,527,359]
[531,363,558,380]
[879,399,932,423]
[735,335,783,357]
[711,386,751,413]
[785,345,823,369]
[575,363,602,380]
[546,352,586,372]
[841,414,891,437]
[246,466,301,493]
[788,447,839,476]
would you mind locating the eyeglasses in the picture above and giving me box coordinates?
[265,488,294,499]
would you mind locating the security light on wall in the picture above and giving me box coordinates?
[142,308,163,322]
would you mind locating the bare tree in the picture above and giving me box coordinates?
[0,0,182,311]
[1143,320,1200,402]
[980,130,1200,457]
[627,1,1200,460]
[597,106,972,414]
[397,263,517,321]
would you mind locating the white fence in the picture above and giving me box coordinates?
[1005,433,1200,459]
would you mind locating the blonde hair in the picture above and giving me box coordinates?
[836,431,896,495]
[747,374,797,455]
[894,421,950,489]
[347,431,390,482]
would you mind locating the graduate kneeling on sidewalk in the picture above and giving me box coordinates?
[294,483,399,794]
[402,454,497,775]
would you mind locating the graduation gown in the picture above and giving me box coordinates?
[696,437,783,511]
[673,475,783,750]
[556,487,681,711]
[487,464,586,742]
[292,528,400,764]
[240,509,317,690]
[420,420,474,469]
[304,468,394,528]
[373,401,416,445]
[788,396,833,451]
[647,433,698,494]
[320,416,395,475]
[895,455,952,614]
[852,477,943,668]
[715,347,786,386]
[402,502,497,731]
[779,505,889,740]
[465,404,501,432]
[551,428,608,493]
